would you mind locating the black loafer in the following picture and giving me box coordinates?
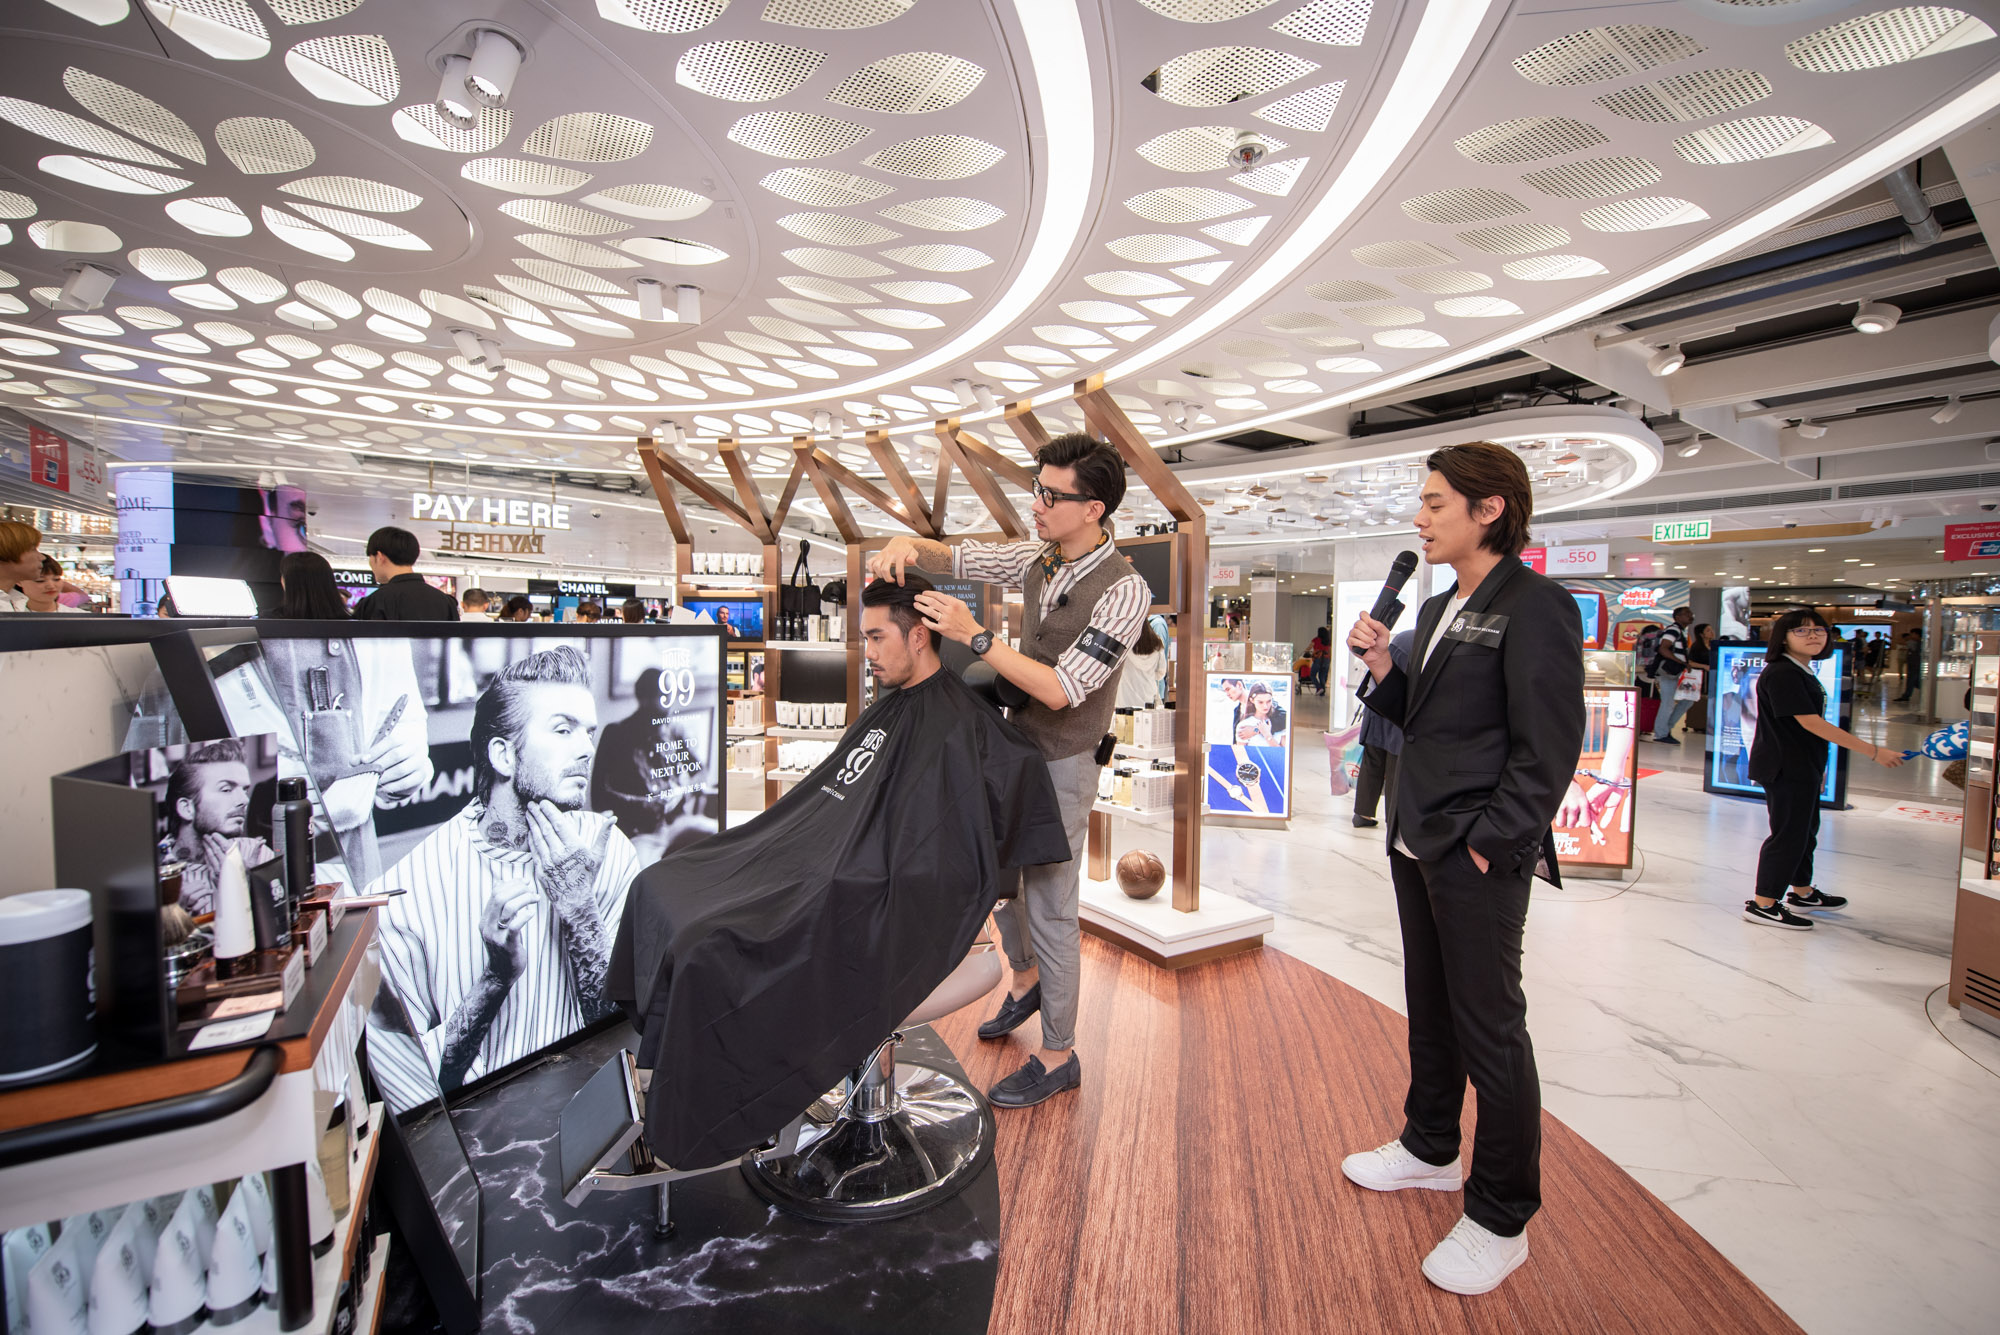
[977,983,1041,1040]
[987,1053,1081,1108]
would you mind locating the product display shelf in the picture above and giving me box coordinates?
[174,1102,385,1335]
[764,639,848,652]
[1112,742,1175,761]
[770,767,816,781]
[352,1233,390,1335]
[769,725,844,739]
[1093,799,1174,828]
[727,724,768,737]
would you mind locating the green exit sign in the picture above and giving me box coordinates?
[1653,518,1711,543]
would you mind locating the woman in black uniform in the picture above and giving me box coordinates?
[1746,608,1905,930]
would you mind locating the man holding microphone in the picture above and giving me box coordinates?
[1343,442,1585,1296]
[866,433,1147,1110]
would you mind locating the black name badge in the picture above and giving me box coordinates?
[1443,611,1508,646]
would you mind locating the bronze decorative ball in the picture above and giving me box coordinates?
[1116,850,1167,900]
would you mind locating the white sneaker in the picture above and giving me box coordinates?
[1421,1215,1529,1295]
[1340,1139,1463,1193]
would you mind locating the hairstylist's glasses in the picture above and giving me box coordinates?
[1031,479,1093,507]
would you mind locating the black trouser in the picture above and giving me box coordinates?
[1388,845,1540,1237]
[1755,769,1822,901]
[1897,659,1920,700]
[1354,744,1389,818]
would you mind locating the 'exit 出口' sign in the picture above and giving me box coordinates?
[1652,518,1711,543]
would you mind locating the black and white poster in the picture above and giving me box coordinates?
[208,626,722,1112]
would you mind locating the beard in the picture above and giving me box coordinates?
[514,762,591,810]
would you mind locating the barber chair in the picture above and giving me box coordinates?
[557,938,1001,1231]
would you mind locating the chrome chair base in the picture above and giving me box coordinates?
[742,1057,995,1223]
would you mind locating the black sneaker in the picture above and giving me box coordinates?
[1352,814,1379,828]
[976,983,1041,1040]
[1786,887,1849,911]
[1744,899,1814,930]
[987,1053,1081,1108]
[1654,735,1681,745]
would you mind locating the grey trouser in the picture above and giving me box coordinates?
[995,749,1101,1052]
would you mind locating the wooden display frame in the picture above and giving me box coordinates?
[631,378,1214,923]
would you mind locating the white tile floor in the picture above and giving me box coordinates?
[1098,683,2000,1335]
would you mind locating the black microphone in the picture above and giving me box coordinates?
[1056,593,1069,609]
[1368,551,1419,628]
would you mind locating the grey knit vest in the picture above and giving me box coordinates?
[1013,545,1136,761]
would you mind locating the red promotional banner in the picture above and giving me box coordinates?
[29,424,69,492]
[1943,521,2000,561]
[1520,546,1547,573]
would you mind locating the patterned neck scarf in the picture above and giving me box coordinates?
[1038,527,1109,586]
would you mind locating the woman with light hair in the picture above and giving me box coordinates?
[0,520,43,591]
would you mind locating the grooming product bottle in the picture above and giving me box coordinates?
[276,778,313,927]
[211,848,255,980]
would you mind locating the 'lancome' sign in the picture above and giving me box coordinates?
[412,493,571,530]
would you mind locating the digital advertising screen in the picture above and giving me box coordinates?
[1552,687,1639,870]
[195,624,725,1113]
[686,597,763,639]
[1706,645,1847,808]
[1204,671,1293,818]
[1571,591,1606,650]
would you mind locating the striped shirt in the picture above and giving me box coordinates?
[954,535,1151,707]
[366,803,639,1112]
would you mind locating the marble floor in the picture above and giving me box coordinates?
[1100,686,2000,1335]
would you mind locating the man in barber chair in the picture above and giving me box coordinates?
[608,575,1069,1203]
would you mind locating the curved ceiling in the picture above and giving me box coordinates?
[2,0,1999,512]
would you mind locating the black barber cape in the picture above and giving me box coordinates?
[608,665,1071,1168]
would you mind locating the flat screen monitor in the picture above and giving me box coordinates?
[1119,535,1176,610]
[684,597,763,639]
[165,575,258,617]
[1570,591,1606,650]
[1705,645,1848,808]
[172,623,726,1115]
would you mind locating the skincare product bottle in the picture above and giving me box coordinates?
[203,1188,261,1326]
[304,1154,336,1258]
[85,1208,150,1335]
[148,1196,209,1335]
[237,1173,274,1259]
[319,1101,352,1220]
[276,778,313,929]
[4,1223,54,1334]
[211,847,255,980]
[25,1228,89,1335]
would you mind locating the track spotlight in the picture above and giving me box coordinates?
[1165,399,1190,429]
[812,409,832,436]
[832,415,848,439]
[952,378,977,411]
[655,419,682,447]
[1647,344,1686,377]
[447,327,482,363]
[476,338,502,371]
[434,53,475,129]
[634,277,665,323]
[465,29,525,108]
[1851,300,1901,335]
[675,284,701,324]
[55,262,117,311]
[1932,396,1963,425]
[973,382,999,415]
[1676,440,1702,458]
[1796,419,1828,439]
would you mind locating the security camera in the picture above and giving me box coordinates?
[1229,129,1268,172]
[1982,502,1997,512]
[1783,521,1798,529]
[590,508,603,519]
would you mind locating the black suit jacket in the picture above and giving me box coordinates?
[1360,559,1585,882]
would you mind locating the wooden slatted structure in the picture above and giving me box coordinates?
[634,383,1213,918]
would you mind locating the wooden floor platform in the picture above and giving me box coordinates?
[931,937,1803,1335]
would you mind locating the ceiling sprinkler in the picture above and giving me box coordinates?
[1228,129,1268,172]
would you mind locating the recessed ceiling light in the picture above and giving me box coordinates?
[1807,547,1825,553]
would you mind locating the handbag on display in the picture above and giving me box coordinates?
[1675,668,1704,702]
[779,541,818,640]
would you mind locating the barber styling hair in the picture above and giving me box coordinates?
[1340,441,1586,1297]
[861,432,1149,1111]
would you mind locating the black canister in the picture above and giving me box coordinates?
[0,889,96,1086]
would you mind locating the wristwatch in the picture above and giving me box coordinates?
[970,630,993,656]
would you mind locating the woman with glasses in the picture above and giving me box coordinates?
[1745,608,1905,929]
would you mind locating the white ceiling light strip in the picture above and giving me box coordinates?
[1101,0,1499,385]
[1158,67,2000,456]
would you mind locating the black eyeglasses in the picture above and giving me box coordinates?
[1031,479,1093,507]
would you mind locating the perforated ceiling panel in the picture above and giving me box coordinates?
[0,0,1995,497]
